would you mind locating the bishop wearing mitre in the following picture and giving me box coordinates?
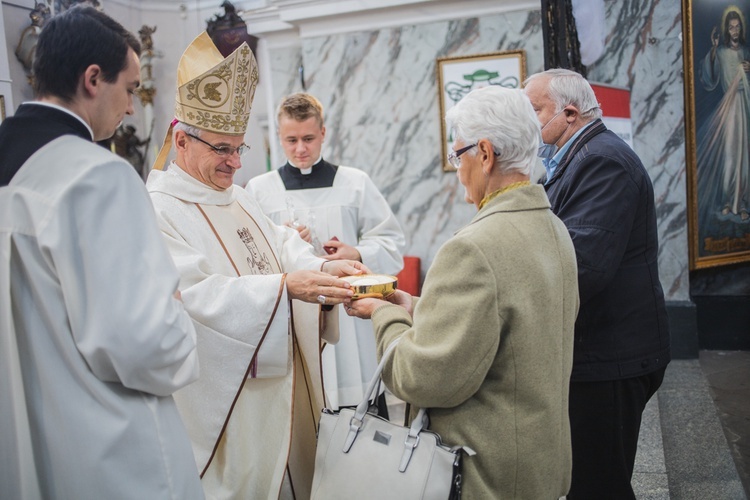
[146,32,366,499]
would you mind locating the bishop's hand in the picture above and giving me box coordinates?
[322,259,370,277]
[285,270,354,305]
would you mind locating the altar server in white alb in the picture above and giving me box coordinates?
[147,33,367,499]
[247,93,405,414]
[0,7,203,499]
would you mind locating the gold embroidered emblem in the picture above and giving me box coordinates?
[202,82,223,102]
[238,227,272,275]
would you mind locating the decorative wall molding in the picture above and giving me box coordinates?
[245,0,538,45]
[104,0,266,12]
[117,0,537,47]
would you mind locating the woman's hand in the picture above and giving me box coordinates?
[345,297,388,319]
[345,290,414,319]
[384,289,414,316]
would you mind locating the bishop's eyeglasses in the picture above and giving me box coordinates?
[187,133,250,157]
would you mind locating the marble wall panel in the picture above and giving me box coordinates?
[587,0,688,300]
[267,10,545,280]
[265,0,689,300]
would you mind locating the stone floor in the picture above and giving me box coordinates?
[696,351,750,498]
[388,350,750,499]
[621,351,750,499]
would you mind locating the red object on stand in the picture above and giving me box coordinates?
[396,256,421,296]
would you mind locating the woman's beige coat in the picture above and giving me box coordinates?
[371,184,579,499]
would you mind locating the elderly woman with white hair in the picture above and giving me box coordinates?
[347,85,579,498]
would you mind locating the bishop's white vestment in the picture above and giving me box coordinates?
[247,163,405,408]
[0,137,202,499]
[147,164,335,499]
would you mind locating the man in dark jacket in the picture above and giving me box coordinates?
[524,68,670,500]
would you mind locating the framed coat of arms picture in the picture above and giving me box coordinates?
[437,50,526,172]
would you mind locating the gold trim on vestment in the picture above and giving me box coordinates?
[195,203,241,276]
[200,274,288,478]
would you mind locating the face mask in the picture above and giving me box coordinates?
[537,142,558,159]
[536,109,566,159]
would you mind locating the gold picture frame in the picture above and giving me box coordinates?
[437,50,526,172]
[682,0,750,269]
[0,95,5,124]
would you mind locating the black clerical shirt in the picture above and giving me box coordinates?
[277,159,338,190]
[0,103,92,186]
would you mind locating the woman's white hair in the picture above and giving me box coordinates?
[445,85,540,176]
[524,68,602,121]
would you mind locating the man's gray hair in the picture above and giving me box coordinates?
[524,68,602,121]
[445,86,540,176]
[172,121,203,144]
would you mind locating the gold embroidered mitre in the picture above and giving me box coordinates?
[175,31,258,135]
[151,31,258,170]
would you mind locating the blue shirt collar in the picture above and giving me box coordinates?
[543,120,596,183]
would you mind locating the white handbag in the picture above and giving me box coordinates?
[310,339,474,499]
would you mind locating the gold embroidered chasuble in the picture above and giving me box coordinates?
[146,165,334,499]
[198,200,327,499]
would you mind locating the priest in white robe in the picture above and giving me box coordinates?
[147,33,367,499]
[0,7,202,499]
[247,93,405,412]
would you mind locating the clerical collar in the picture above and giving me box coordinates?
[288,156,323,174]
[278,159,338,190]
[27,100,94,140]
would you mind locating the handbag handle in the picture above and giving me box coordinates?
[343,338,401,452]
[356,338,401,416]
[341,337,429,472]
